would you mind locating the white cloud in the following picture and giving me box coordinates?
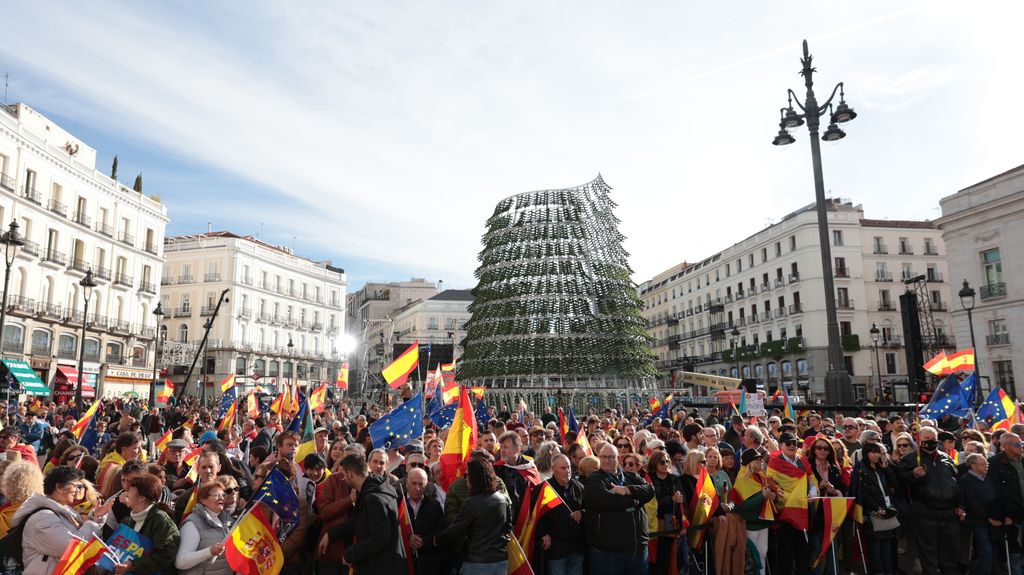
[2,1,1022,287]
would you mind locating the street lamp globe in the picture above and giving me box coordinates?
[772,128,796,146]
[821,122,846,142]
[869,323,880,345]
[958,279,976,312]
[831,101,857,123]
[80,269,98,298]
[782,108,804,128]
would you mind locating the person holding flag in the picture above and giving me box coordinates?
[175,481,234,575]
[582,442,656,574]
[731,448,778,574]
[766,432,815,575]
[538,453,586,575]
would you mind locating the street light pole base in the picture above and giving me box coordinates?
[825,369,853,405]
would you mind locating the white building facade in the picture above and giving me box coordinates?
[938,164,1024,398]
[640,200,955,402]
[160,232,346,397]
[0,102,169,399]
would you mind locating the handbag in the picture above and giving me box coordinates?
[869,510,900,532]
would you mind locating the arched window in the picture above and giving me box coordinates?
[235,357,247,375]
[730,367,739,378]
[283,362,293,378]
[84,337,101,360]
[781,360,793,380]
[796,359,809,376]
[178,324,189,343]
[742,366,751,378]
[253,359,265,376]
[159,325,168,341]
[106,342,123,364]
[310,365,320,380]
[2,324,24,352]
[31,329,52,355]
[767,362,778,379]
[132,346,146,366]
[269,361,280,377]
[58,334,77,358]
[754,364,764,379]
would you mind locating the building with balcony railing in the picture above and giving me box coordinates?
[160,231,347,395]
[0,101,168,390]
[939,163,1024,397]
[640,198,954,401]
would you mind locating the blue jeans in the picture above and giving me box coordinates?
[462,560,508,575]
[547,553,585,575]
[590,547,649,575]
[971,525,993,575]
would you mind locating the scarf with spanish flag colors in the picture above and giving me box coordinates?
[766,452,813,531]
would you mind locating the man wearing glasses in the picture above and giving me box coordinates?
[582,443,655,575]
[767,432,815,574]
[840,417,862,455]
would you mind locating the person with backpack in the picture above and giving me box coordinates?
[9,465,115,575]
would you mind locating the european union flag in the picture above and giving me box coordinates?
[920,374,976,419]
[219,385,236,419]
[976,384,1009,425]
[285,392,307,434]
[426,381,443,416]
[427,381,456,428]
[256,468,301,538]
[566,405,580,433]
[78,401,102,452]
[370,391,424,448]
[475,399,490,425]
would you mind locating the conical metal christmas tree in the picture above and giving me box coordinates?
[459,175,657,386]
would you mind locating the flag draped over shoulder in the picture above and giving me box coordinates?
[766,453,811,530]
[814,497,854,567]
[688,465,720,549]
[438,386,477,489]
[730,471,775,522]
[225,505,284,575]
[383,342,419,389]
[370,392,425,448]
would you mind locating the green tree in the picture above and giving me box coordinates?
[459,175,657,383]
[111,155,118,179]
[133,173,143,193]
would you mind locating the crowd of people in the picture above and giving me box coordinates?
[0,392,1019,575]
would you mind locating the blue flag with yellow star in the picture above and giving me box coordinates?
[256,467,300,538]
[370,391,424,448]
[475,399,490,425]
[920,373,976,419]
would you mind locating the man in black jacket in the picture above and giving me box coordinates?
[960,453,1001,575]
[322,453,406,574]
[987,433,1024,571]
[539,454,586,575]
[405,467,448,575]
[583,443,655,574]
[495,431,531,520]
[897,425,964,575]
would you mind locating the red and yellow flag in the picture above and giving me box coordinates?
[730,470,776,522]
[269,392,284,414]
[245,391,259,418]
[157,378,174,404]
[438,386,477,489]
[310,383,327,413]
[155,428,173,453]
[383,342,419,389]
[508,535,535,575]
[52,535,110,575]
[219,373,236,393]
[469,386,485,400]
[576,430,594,457]
[70,400,102,440]
[649,397,662,412]
[766,452,811,530]
[225,505,284,575]
[218,400,237,433]
[688,465,720,548]
[814,497,854,567]
[923,351,949,376]
[946,348,976,373]
[336,362,349,390]
[397,497,416,575]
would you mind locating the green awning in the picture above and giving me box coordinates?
[2,359,50,396]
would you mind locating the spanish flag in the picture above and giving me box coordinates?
[157,378,174,404]
[441,376,459,405]
[29,396,42,411]
[183,447,204,482]
[70,400,102,440]
[219,373,236,393]
[155,428,173,453]
[923,351,949,376]
[310,383,327,413]
[469,386,485,400]
[245,391,259,418]
[383,342,419,389]
[180,478,201,523]
[438,385,477,489]
[508,535,535,575]
[814,497,854,568]
[649,396,662,412]
[52,535,110,575]
[946,348,976,373]
[397,498,416,575]
[269,392,284,414]
[730,470,775,522]
[225,505,284,575]
[218,400,237,433]
[688,465,720,549]
[336,362,349,390]
[766,452,811,530]
[558,408,569,442]
[576,429,594,457]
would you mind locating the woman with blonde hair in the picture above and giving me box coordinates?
[704,446,732,499]
[0,460,44,536]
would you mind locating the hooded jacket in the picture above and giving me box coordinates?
[13,493,106,575]
[329,474,406,574]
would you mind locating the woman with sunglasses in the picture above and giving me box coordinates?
[215,475,242,517]
[807,437,843,575]
[645,450,688,575]
[176,480,234,575]
[614,438,635,468]
[622,453,646,480]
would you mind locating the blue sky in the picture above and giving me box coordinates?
[2,2,1022,290]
